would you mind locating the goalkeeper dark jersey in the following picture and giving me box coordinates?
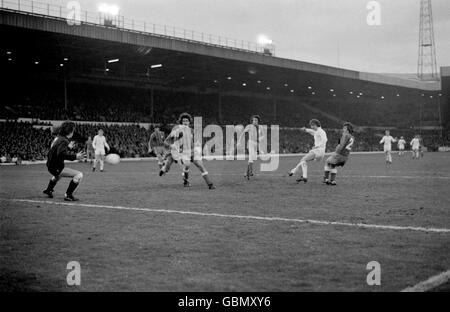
[46,136,77,176]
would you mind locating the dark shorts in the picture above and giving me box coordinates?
[326,153,348,167]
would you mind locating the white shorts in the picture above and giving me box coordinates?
[310,148,325,161]
[171,145,192,164]
[95,150,106,156]
[398,146,405,151]
[412,147,420,152]
[383,146,392,152]
[248,141,258,162]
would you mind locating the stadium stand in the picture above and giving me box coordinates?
[0,121,52,162]
[1,119,448,163]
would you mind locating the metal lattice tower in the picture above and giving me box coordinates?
[418,0,439,81]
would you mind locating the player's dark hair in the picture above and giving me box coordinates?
[250,115,261,123]
[57,121,75,137]
[178,112,192,124]
[309,119,321,127]
[343,122,353,134]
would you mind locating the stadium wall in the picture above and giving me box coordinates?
[441,67,450,128]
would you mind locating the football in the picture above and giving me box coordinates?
[105,153,121,165]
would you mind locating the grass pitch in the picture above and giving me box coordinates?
[1,153,449,291]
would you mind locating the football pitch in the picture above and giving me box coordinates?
[1,153,449,291]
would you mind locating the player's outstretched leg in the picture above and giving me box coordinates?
[295,160,308,183]
[290,152,314,183]
[156,147,164,169]
[43,176,59,198]
[194,159,215,189]
[160,154,174,176]
[157,158,164,170]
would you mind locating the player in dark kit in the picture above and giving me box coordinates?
[323,122,355,186]
[148,126,166,169]
[43,121,85,201]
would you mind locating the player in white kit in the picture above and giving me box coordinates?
[379,130,396,164]
[92,129,110,172]
[397,136,406,156]
[410,135,421,159]
[288,119,327,183]
[238,115,264,180]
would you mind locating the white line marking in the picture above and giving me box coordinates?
[202,173,450,180]
[401,270,450,292]
[3,198,450,234]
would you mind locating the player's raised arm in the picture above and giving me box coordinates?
[379,136,385,144]
[164,126,180,145]
[103,137,110,152]
[92,136,97,150]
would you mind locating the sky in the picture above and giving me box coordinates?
[59,0,450,73]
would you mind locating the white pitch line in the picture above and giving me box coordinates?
[401,270,450,292]
[202,172,450,180]
[3,198,450,234]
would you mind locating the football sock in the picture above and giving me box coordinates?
[330,168,337,181]
[66,180,79,196]
[330,173,336,181]
[324,165,330,180]
[100,160,104,170]
[291,163,301,175]
[300,161,307,178]
[183,170,189,182]
[46,178,58,191]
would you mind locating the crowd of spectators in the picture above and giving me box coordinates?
[75,123,152,158]
[0,121,52,162]
[1,120,448,164]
